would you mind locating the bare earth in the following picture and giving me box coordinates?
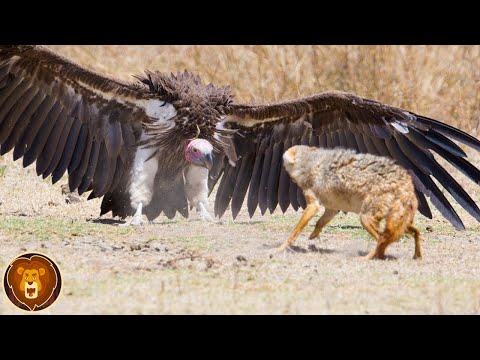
[1,45,480,314]
[1,155,480,314]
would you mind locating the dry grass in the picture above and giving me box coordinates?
[50,45,480,135]
[0,45,480,314]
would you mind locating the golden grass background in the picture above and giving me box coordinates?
[51,45,480,136]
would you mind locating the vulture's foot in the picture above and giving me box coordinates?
[120,214,150,226]
[198,210,214,222]
[120,202,149,226]
[193,202,215,222]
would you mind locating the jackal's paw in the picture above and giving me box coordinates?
[270,244,296,258]
[308,231,321,240]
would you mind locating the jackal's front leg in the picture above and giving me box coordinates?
[309,208,339,239]
[276,192,320,252]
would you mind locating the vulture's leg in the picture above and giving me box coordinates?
[184,164,214,221]
[122,143,159,226]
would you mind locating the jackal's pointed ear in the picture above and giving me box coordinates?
[283,146,298,164]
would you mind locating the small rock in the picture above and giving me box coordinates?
[130,244,142,251]
[19,247,27,252]
[63,240,70,246]
[66,291,74,296]
[61,184,70,195]
[112,245,124,250]
[426,225,433,232]
[155,247,161,252]
[66,194,82,204]
[62,184,82,204]
[40,243,47,248]
[236,255,247,262]
[393,270,399,275]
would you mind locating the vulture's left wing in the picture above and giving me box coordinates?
[212,91,480,230]
[0,45,163,199]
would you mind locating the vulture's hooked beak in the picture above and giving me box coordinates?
[203,152,213,171]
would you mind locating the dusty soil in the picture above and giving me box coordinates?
[1,155,480,314]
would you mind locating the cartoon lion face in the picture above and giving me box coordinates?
[18,265,46,299]
[5,254,59,311]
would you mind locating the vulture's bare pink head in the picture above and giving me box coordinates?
[185,139,214,170]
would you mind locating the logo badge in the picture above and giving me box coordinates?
[3,253,62,312]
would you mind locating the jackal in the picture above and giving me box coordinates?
[280,146,421,260]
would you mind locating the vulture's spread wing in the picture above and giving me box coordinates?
[0,45,163,198]
[212,91,480,229]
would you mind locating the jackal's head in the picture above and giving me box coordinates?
[283,146,299,173]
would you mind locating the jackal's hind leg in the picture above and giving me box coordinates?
[407,225,422,260]
[359,214,383,260]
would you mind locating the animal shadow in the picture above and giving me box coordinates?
[264,243,336,254]
[330,224,363,230]
[234,220,264,225]
[88,218,126,225]
[356,250,398,260]
[300,244,336,254]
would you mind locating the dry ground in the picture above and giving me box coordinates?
[1,46,480,314]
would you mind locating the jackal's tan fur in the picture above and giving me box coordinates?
[280,146,421,260]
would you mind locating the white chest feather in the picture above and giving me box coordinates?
[128,102,176,209]
[183,165,209,206]
[129,139,158,208]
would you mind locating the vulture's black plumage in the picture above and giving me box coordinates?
[1,45,480,229]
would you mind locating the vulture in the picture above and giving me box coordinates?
[1,45,480,229]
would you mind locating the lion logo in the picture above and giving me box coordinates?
[3,253,62,311]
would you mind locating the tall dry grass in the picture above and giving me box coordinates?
[49,45,480,136]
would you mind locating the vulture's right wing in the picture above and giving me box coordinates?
[211,91,480,230]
